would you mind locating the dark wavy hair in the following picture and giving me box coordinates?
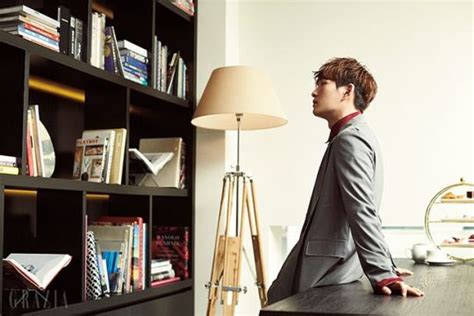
[313,57,377,112]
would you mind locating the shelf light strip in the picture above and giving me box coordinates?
[86,194,110,200]
[29,75,85,103]
[5,189,37,196]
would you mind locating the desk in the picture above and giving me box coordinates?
[260,258,473,315]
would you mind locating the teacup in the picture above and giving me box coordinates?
[426,249,451,263]
[406,243,431,264]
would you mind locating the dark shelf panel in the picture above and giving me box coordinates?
[24,279,193,316]
[157,0,194,22]
[0,175,188,197]
[0,30,191,109]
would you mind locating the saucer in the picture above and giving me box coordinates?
[425,259,455,266]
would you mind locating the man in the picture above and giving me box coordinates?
[267,57,424,304]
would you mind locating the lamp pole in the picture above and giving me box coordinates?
[235,113,243,234]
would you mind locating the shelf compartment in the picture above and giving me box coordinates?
[0,42,27,168]
[0,30,190,109]
[27,54,128,180]
[2,188,84,315]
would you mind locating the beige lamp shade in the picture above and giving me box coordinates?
[191,66,287,130]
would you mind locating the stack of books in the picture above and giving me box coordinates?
[0,155,20,175]
[0,5,60,52]
[150,259,180,287]
[152,226,190,280]
[118,40,149,86]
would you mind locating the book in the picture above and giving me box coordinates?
[129,148,174,175]
[109,128,127,184]
[0,165,19,175]
[117,39,148,58]
[152,226,189,279]
[3,253,72,290]
[57,5,70,54]
[150,269,175,281]
[151,258,171,268]
[82,130,116,184]
[138,138,185,188]
[0,5,59,29]
[151,263,172,275]
[85,231,102,300]
[73,137,108,182]
[171,0,195,16]
[150,276,180,287]
[0,155,20,167]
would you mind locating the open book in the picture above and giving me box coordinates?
[3,253,72,290]
[129,148,174,175]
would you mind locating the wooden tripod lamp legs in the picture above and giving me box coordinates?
[206,174,268,316]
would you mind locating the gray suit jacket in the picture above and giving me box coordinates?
[267,115,398,304]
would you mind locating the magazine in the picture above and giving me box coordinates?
[129,148,174,175]
[3,253,72,290]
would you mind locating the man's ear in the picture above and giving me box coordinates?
[344,83,355,97]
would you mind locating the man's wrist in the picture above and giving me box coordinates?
[376,277,403,289]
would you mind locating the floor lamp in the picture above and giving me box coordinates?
[191,66,287,316]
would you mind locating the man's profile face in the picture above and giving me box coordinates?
[311,79,344,119]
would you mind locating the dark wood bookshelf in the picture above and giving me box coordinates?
[26,279,193,316]
[0,0,197,315]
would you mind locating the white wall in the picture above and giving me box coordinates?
[195,1,227,315]
[221,1,473,315]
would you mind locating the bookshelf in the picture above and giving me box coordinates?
[0,0,196,315]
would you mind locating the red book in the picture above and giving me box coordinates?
[152,226,189,279]
[151,276,180,287]
[97,216,144,291]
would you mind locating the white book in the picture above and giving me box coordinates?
[90,12,98,67]
[129,148,174,175]
[0,5,59,28]
[117,39,148,58]
[3,253,72,290]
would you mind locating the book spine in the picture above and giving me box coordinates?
[118,40,148,58]
[119,49,149,64]
[70,16,76,57]
[57,6,70,54]
[23,6,60,28]
[122,64,148,78]
[104,26,115,73]
[0,155,20,164]
[17,25,59,48]
[23,22,59,41]
[120,55,148,73]
[0,165,19,175]
[74,18,83,61]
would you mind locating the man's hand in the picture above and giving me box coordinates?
[395,267,413,276]
[379,281,425,297]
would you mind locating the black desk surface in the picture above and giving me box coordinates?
[260,258,473,315]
